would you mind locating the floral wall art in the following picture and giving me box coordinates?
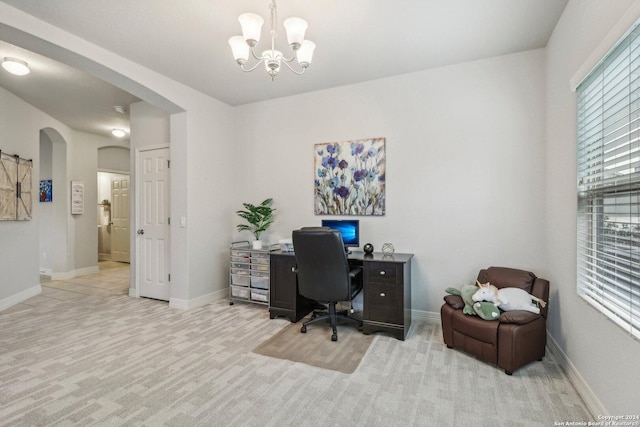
[314,137,386,215]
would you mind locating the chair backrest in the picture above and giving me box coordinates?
[477,266,536,293]
[477,266,550,318]
[292,228,351,302]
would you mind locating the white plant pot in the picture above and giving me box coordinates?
[252,240,263,249]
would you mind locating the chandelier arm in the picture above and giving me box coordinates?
[280,60,307,75]
[239,59,266,73]
[280,52,297,63]
[250,46,264,61]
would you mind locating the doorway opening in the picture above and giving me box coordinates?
[97,171,130,263]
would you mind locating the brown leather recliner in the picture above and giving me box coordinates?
[441,266,550,375]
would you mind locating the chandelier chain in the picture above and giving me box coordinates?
[269,0,278,39]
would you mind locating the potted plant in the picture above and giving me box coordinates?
[236,198,275,249]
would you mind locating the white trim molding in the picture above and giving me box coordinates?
[0,284,41,312]
[412,309,440,324]
[169,288,228,310]
[51,266,100,281]
[546,333,607,418]
[570,0,640,91]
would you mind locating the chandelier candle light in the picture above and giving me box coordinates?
[228,0,316,80]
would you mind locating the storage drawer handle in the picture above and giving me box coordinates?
[379,271,386,276]
[380,292,386,297]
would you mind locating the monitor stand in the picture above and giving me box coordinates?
[344,247,352,255]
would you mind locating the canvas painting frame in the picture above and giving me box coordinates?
[314,137,386,216]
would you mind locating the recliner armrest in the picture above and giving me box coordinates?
[499,310,539,325]
[443,295,464,310]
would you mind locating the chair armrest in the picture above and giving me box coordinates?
[349,267,362,278]
[499,310,539,325]
[443,295,464,310]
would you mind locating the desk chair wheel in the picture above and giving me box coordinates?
[331,333,337,341]
[301,325,307,333]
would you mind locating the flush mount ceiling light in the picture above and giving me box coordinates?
[2,57,30,76]
[111,129,126,138]
[228,0,316,80]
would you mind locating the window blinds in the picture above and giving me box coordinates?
[577,24,640,340]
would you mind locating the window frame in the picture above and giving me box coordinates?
[576,23,640,341]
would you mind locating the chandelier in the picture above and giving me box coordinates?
[228,0,316,80]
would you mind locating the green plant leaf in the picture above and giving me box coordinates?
[236,198,276,240]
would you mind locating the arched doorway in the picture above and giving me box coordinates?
[39,128,71,278]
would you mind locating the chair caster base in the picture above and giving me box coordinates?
[331,333,337,341]
[301,325,307,333]
[505,370,513,375]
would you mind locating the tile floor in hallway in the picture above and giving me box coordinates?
[1,261,131,316]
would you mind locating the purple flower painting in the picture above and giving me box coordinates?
[314,137,386,215]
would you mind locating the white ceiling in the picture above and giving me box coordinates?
[0,0,569,138]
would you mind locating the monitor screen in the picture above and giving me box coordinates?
[321,219,360,247]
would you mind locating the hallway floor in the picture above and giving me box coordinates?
[1,261,130,316]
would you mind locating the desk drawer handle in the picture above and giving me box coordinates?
[379,271,386,276]
[380,292,386,297]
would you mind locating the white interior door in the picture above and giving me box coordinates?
[137,147,171,301]
[110,175,130,263]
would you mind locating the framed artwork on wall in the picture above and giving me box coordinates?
[40,180,52,202]
[0,150,33,220]
[314,137,386,216]
[71,181,84,215]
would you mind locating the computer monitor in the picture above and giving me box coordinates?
[321,219,360,252]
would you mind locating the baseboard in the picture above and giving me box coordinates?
[51,271,74,280]
[0,284,42,312]
[51,266,100,281]
[546,333,606,418]
[421,309,605,415]
[412,309,440,324]
[75,266,100,276]
[169,287,228,310]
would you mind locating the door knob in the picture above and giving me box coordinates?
[137,229,145,235]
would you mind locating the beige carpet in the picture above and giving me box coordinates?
[252,315,374,373]
[1,269,595,426]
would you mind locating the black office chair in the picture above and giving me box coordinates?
[292,228,363,341]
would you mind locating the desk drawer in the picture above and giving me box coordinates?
[365,262,398,285]
[365,283,399,324]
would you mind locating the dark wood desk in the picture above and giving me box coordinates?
[269,250,413,340]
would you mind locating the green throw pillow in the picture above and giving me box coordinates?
[473,301,500,320]
[446,284,501,320]
[460,284,479,315]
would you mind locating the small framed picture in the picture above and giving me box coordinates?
[71,181,84,214]
[39,180,52,202]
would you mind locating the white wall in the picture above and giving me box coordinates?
[0,87,72,304]
[235,48,547,314]
[1,4,236,308]
[39,132,53,273]
[98,146,130,172]
[545,0,640,414]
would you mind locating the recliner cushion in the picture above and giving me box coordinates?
[444,295,464,310]
[452,310,499,343]
[478,267,536,293]
[499,310,539,325]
